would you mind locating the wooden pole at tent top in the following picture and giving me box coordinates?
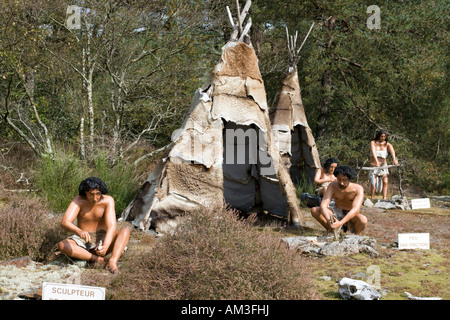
[286,22,315,69]
[226,0,252,43]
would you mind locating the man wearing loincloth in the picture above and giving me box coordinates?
[58,177,130,274]
[311,165,367,235]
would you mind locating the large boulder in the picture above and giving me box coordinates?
[282,234,379,257]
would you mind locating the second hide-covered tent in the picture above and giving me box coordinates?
[121,0,304,231]
[269,25,321,185]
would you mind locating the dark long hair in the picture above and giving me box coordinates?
[323,158,339,171]
[78,177,109,196]
[373,130,389,142]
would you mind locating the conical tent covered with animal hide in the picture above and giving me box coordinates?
[269,25,321,185]
[121,1,304,231]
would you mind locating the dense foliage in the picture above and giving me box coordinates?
[0,0,448,193]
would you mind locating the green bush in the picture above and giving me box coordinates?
[90,153,139,215]
[33,148,139,216]
[406,158,450,195]
[34,149,88,212]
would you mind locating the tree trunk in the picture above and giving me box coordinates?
[87,68,95,154]
[250,23,262,59]
[316,69,331,140]
[80,117,85,159]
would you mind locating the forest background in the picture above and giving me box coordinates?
[0,0,448,215]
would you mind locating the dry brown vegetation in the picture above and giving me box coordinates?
[0,190,65,262]
[83,209,316,300]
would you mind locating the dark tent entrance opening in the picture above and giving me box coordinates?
[222,121,288,218]
[289,125,318,185]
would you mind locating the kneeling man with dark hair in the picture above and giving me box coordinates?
[311,166,367,235]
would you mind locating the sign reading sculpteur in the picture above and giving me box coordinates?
[42,282,105,300]
[398,233,430,250]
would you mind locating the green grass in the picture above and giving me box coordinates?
[309,249,449,300]
[33,148,139,216]
[278,207,450,300]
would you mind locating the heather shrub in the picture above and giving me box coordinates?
[107,208,316,300]
[0,193,65,261]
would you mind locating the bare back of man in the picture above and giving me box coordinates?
[311,167,367,235]
[58,187,130,274]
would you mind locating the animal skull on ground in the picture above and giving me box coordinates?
[338,277,381,300]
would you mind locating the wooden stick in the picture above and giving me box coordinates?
[240,0,252,23]
[294,30,298,49]
[329,215,341,241]
[238,18,252,42]
[236,0,242,32]
[296,22,315,56]
[357,164,398,170]
[226,6,235,27]
[286,26,291,51]
[226,6,239,41]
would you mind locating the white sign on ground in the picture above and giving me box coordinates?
[410,198,431,209]
[398,233,430,250]
[42,282,105,300]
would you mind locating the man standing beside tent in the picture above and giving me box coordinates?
[311,166,367,235]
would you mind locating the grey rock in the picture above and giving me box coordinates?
[374,200,397,210]
[363,198,374,207]
[320,241,360,256]
[282,236,325,256]
[282,235,379,257]
[392,195,411,210]
[358,245,380,257]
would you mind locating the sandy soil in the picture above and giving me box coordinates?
[0,260,83,300]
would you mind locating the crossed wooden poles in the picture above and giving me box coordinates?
[227,0,252,42]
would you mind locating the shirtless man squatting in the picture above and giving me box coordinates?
[58,177,130,274]
[311,165,367,235]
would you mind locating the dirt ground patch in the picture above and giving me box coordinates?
[279,196,450,300]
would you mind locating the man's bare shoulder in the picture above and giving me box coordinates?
[329,181,363,193]
[328,181,341,190]
[100,194,114,203]
[329,180,338,187]
[71,194,114,205]
[72,195,87,204]
[350,182,364,193]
